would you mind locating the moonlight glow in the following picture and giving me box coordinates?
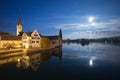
[89,59,93,67]
[88,17,94,23]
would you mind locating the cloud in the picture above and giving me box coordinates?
[58,19,120,31]
[57,18,120,39]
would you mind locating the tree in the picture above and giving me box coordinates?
[40,37,52,48]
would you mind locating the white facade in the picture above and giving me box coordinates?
[31,29,41,48]
[22,33,31,48]
[22,29,41,48]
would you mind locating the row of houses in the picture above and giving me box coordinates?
[0,17,62,49]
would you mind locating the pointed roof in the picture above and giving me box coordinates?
[17,16,22,25]
[23,32,32,37]
[59,29,62,38]
[25,32,32,36]
[18,32,24,36]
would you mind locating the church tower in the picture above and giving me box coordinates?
[59,29,62,46]
[16,17,22,36]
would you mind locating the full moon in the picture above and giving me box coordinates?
[88,17,94,23]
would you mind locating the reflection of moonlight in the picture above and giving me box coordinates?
[88,16,94,23]
[89,59,93,67]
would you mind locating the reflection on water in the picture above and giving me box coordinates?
[63,43,120,65]
[16,48,62,71]
[0,43,120,80]
[89,58,93,67]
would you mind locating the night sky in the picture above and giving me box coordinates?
[0,0,120,39]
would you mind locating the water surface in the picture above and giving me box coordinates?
[0,43,120,80]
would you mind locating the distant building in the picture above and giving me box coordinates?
[42,29,62,48]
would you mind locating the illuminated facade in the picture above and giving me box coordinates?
[0,17,62,49]
[0,32,22,48]
[22,29,41,48]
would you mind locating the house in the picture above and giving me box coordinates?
[22,29,41,48]
[0,32,22,48]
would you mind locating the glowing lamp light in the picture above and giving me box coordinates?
[17,59,20,62]
[17,45,20,48]
[25,44,29,49]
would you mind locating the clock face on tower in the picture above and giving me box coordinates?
[18,25,22,32]
[16,17,23,36]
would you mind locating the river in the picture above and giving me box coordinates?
[0,43,120,80]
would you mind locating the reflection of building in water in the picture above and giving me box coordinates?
[29,53,41,71]
[0,55,22,65]
[17,47,62,71]
[17,53,42,71]
[52,47,62,61]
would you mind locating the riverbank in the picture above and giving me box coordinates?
[0,47,53,53]
[0,48,53,59]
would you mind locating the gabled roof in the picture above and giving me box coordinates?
[23,32,32,37]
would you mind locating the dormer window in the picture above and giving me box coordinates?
[34,32,38,36]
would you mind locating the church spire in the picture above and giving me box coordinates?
[17,16,22,25]
[16,16,22,36]
[59,29,62,39]
[59,29,62,46]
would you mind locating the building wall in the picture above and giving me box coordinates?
[22,30,41,48]
[51,37,62,48]
[31,30,41,48]
[22,34,31,48]
[0,40,22,48]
